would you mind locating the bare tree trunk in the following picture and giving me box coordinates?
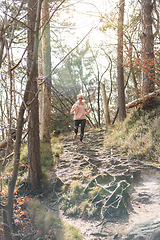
[40,0,51,142]
[141,0,155,94]
[97,71,101,127]
[117,0,126,121]
[7,100,27,238]
[5,40,13,158]
[7,1,43,236]
[27,0,42,189]
[0,23,4,68]
[3,207,12,240]
[38,36,43,138]
[0,95,5,139]
[101,83,110,127]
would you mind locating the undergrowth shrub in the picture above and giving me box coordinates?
[0,184,82,240]
[105,105,160,162]
[60,180,100,218]
[28,199,62,237]
[40,142,54,168]
[19,136,62,173]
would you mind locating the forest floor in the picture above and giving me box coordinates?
[42,129,160,240]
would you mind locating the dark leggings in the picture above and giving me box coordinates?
[74,119,86,142]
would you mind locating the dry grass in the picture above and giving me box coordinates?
[105,103,160,163]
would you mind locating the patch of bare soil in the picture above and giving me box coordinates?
[44,129,160,240]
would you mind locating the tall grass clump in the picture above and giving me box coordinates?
[105,102,160,162]
[27,198,83,239]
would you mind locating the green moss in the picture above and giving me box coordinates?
[70,180,84,194]
[64,223,83,240]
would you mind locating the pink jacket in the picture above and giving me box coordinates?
[71,103,87,120]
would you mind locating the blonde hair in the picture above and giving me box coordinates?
[76,94,85,103]
[77,94,84,100]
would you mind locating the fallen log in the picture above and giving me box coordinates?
[0,139,8,151]
[126,89,160,109]
[0,131,16,151]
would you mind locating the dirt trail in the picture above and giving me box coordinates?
[47,129,160,240]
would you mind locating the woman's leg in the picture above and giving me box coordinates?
[80,119,86,142]
[73,120,80,139]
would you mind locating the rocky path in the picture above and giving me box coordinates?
[48,129,160,240]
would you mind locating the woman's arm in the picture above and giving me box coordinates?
[85,109,91,114]
[70,104,78,114]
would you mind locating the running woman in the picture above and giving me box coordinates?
[70,94,91,145]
